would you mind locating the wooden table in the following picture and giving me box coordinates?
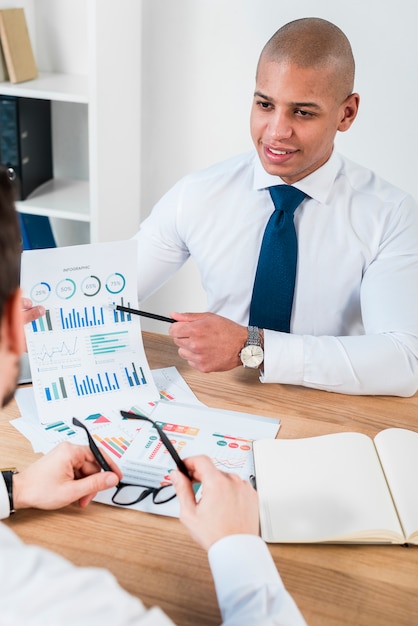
[2,331,418,625]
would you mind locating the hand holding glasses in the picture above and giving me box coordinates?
[72,411,191,506]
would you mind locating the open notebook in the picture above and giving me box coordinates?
[253,428,418,544]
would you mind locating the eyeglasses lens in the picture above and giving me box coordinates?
[112,483,176,506]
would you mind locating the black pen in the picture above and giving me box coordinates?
[109,303,175,324]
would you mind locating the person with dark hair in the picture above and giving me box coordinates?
[134,17,418,397]
[0,167,306,624]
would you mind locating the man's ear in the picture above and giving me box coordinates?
[0,288,25,358]
[338,92,360,132]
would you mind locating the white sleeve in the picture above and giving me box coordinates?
[133,178,190,302]
[208,535,307,626]
[0,522,175,626]
[262,196,418,396]
[262,331,418,396]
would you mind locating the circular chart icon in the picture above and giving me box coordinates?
[81,275,101,297]
[105,272,126,294]
[56,278,76,299]
[30,281,51,303]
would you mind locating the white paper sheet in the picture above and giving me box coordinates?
[20,241,159,423]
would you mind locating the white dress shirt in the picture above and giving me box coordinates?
[135,150,418,396]
[0,482,306,625]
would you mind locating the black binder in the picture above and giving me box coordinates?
[0,94,53,200]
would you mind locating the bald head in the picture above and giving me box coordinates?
[259,18,355,100]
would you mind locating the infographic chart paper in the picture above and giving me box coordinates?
[21,240,159,424]
[93,402,280,518]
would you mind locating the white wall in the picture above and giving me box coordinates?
[2,1,415,331]
[139,0,418,332]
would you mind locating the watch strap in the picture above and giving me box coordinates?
[1,469,17,514]
[247,325,261,347]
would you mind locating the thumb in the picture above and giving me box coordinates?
[171,470,197,517]
[76,471,119,508]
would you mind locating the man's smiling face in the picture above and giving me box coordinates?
[250,57,359,184]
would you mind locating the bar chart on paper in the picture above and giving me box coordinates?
[93,431,133,460]
[60,305,105,329]
[82,412,135,461]
[21,241,159,424]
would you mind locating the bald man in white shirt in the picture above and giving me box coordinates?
[134,17,418,397]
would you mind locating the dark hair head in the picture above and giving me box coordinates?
[0,167,21,319]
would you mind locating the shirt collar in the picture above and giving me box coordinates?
[252,150,342,204]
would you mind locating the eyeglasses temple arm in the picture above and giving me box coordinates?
[72,417,114,473]
[120,410,190,479]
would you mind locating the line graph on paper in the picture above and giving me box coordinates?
[212,456,249,471]
[30,336,80,367]
[210,432,253,474]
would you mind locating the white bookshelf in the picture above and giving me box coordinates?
[0,71,88,103]
[0,0,142,246]
[15,178,90,221]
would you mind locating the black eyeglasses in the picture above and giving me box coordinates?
[72,411,190,506]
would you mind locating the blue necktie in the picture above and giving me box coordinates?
[249,185,306,332]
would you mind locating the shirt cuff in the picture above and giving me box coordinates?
[260,330,304,384]
[208,534,285,599]
[208,535,306,625]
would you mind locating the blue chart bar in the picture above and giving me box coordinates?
[73,370,120,396]
[90,331,129,355]
[44,377,68,402]
[31,310,53,333]
[113,297,132,323]
[60,305,105,330]
[44,421,76,437]
[124,362,147,387]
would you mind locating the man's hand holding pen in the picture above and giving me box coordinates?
[171,455,260,551]
[114,304,247,373]
[169,311,247,373]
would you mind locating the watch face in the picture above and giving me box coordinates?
[240,345,264,368]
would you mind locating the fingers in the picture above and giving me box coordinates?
[59,442,122,481]
[171,456,215,521]
[13,441,122,512]
[173,455,260,551]
[21,297,33,310]
[169,311,208,323]
[22,302,46,324]
[170,467,198,521]
[169,312,210,339]
[182,454,218,483]
[52,469,119,510]
[75,471,120,508]
[92,448,123,480]
[60,442,123,495]
[168,314,246,372]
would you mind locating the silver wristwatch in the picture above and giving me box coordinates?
[240,326,264,368]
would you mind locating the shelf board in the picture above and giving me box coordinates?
[16,178,90,222]
[0,72,88,103]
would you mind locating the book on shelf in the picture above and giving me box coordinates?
[253,428,418,545]
[0,36,8,81]
[0,8,37,83]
